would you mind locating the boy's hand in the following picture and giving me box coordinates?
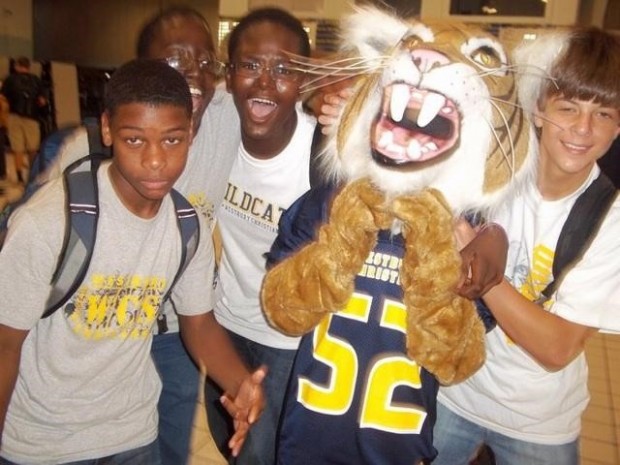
[220,365,267,457]
[454,219,508,299]
[318,88,354,134]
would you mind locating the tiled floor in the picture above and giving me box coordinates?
[582,332,620,465]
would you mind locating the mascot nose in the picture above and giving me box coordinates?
[411,49,450,73]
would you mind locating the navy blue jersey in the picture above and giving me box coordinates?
[268,186,438,465]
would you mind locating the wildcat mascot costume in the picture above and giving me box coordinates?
[261,6,536,464]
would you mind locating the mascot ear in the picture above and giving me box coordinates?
[341,6,410,59]
[514,29,569,118]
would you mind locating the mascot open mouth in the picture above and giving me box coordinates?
[371,83,460,166]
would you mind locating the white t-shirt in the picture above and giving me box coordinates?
[0,162,215,463]
[214,105,317,349]
[438,165,620,445]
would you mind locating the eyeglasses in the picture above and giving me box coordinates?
[228,61,303,82]
[161,55,225,76]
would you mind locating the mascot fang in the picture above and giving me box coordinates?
[261,6,536,464]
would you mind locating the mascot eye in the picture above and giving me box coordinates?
[461,37,508,76]
[471,47,501,68]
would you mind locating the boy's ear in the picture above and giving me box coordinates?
[100,112,113,147]
[533,112,543,129]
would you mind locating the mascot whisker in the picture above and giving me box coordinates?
[261,6,537,464]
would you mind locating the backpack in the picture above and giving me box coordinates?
[537,172,617,304]
[42,153,200,319]
[0,119,105,239]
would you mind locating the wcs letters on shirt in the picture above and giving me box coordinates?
[67,272,167,339]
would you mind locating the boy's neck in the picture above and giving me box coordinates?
[108,165,164,219]
[242,112,298,160]
[536,160,594,200]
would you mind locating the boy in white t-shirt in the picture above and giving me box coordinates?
[205,8,316,465]
[433,27,620,465]
[0,59,264,465]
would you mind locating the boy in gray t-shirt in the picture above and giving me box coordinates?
[0,59,264,465]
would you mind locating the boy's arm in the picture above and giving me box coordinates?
[483,283,595,371]
[454,219,594,371]
[178,312,265,457]
[0,324,28,445]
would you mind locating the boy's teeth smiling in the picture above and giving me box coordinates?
[249,98,277,118]
[189,86,203,113]
[563,141,588,152]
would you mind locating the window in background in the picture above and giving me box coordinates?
[450,0,546,17]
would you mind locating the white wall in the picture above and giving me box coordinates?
[50,61,80,129]
[0,0,33,57]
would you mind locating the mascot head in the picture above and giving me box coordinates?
[308,6,536,216]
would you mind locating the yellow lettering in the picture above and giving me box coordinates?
[116,294,140,325]
[87,294,108,324]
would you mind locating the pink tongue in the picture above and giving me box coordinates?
[250,101,276,118]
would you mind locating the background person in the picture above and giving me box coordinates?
[0,57,47,184]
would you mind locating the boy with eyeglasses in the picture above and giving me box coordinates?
[203,7,316,465]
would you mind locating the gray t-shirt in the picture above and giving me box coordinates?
[48,88,239,334]
[0,162,215,463]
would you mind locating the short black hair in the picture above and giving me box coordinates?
[136,6,212,58]
[104,59,192,118]
[227,7,311,60]
[15,56,30,68]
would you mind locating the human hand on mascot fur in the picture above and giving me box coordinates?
[455,220,509,299]
[261,178,392,336]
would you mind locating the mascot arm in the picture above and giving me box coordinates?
[393,190,486,385]
[261,179,391,336]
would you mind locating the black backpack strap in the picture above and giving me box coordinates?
[539,173,617,303]
[84,119,111,157]
[43,155,103,318]
[156,189,200,334]
[162,189,200,303]
[309,124,325,188]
